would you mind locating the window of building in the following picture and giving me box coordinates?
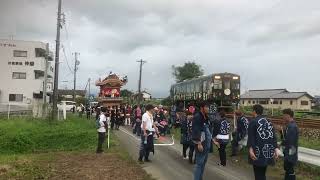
[9,94,23,102]
[260,100,268,105]
[12,72,26,79]
[301,101,309,105]
[8,62,11,65]
[35,48,46,57]
[290,100,293,105]
[280,100,282,105]
[248,100,251,104]
[30,61,34,66]
[273,100,279,104]
[242,100,245,104]
[13,50,27,57]
[19,62,22,65]
[25,61,29,65]
[253,101,256,104]
[34,71,44,79]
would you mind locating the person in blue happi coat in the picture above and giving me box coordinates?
[248,105,280,180]
[231,110,249,156]
[281,109,298,180]
[213,110,230,166]
[192,101,211,180]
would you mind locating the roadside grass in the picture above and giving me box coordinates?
[299,135,320,151]
[0,115,154,180]
[0,115,99,154]
[172,127,181,143]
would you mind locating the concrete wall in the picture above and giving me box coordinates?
[0,39,53,107]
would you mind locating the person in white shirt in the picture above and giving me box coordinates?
[138,104,156,163]
[97,107,108,153]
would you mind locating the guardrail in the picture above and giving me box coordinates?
[226,114,320,129]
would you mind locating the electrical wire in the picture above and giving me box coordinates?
[61,44,74,74]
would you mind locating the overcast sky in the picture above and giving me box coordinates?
[1,0,320,97]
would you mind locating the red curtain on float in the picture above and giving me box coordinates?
[101,87,120,97]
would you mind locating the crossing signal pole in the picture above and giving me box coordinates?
[52,0,62,120]
[137,59,146,105]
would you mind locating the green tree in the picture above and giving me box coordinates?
[161,96,172,106]
[120,89,134,104]
[120,89,134,97]
[75,97,86,106]
[172,61,204,82]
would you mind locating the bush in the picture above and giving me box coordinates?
[0,115,99,154]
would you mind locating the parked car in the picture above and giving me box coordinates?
[58,101,76,111]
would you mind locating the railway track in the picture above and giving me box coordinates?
[226,114,320,129]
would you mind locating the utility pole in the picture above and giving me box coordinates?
[73,52,80,102]
[52,0,62,120]
[137,59,146,105]
[42,43,49,118]
[88,78,91,102]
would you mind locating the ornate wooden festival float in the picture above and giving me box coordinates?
[96,73,128,107]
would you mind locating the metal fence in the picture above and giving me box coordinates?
[0,103,33,119]
[0,102,54,119]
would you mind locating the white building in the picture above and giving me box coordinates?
[141,91,152,101]
[240,89,313,111]
[132,91,152,101]
[0,39,54,116]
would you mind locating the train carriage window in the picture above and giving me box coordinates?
[195,82,200,92]
[224,79,231,89]
[232,82,240,90]
[190,82,195,92]
[181,84,186,93]
[207,80,212,94]
[213,79,222,89]
[203,81,207,91]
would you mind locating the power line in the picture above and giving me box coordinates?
[61,44,73,74]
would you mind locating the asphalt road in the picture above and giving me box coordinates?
[115,127,256,180]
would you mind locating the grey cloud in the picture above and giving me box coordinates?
[1,0,320,97]
[247,19,320,45]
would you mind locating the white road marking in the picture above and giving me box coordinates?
[119,127,175,146]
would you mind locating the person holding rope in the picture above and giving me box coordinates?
[281,109,298,180]
[192,102,211,180]
[96,107,108,154]
[248,105,280,180]
[231,110,249,157]
[138,104,156,163]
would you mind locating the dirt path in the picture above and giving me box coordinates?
[0,152,152,180]
[50,153,151,180]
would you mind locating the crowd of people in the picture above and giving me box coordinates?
[94,102,299,180]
